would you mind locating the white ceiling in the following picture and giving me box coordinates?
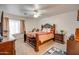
[0,4,79,19]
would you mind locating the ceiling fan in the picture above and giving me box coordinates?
[24,4,46,18]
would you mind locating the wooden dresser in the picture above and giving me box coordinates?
[0,36,16,55]
[67,40,79,55]
[67,28,79,55]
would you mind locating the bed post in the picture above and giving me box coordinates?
[51,24,55,34]
[53,24,56,41]
[53,24,55,35]
[34,33,39,52]
[51,24,55,41]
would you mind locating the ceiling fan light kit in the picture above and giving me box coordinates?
[33,12,41,18]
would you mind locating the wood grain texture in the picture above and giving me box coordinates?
[0,40,16,55]
[55,34,64,43]
[35,24,55,52]
[67,40,79,55]
[25,24,56,52]
[75,28,79,41]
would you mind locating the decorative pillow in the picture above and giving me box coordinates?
[42,28,51,32]
[47,28,51,32]
[42,28,47,32]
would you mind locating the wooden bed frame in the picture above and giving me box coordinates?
[25,24,55,52]
[35,24,55,52]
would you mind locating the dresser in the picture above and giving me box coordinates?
[0,35,16,55]
[55,33,64,43]
[67,40,79,55]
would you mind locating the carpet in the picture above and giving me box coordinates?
[44,47,66,55]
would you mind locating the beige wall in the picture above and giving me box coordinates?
[25,19,39,32]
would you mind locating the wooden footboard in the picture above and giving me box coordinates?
[35,33,54,52]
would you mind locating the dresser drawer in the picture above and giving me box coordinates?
[55,34,64,42]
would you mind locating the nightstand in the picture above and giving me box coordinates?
[54,33,64,44]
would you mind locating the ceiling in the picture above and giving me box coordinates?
[0,4,79,19]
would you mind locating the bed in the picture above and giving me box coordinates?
[26,24,56,52]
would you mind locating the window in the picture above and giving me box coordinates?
[9,19,20,35]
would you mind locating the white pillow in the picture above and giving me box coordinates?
[47,28,51,32]
[42,28,50,32]
[42,28,47,32]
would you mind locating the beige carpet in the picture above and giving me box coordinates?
[15,38,66,55]
[15,38,54,55]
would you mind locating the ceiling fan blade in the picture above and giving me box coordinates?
[24,11,34,15]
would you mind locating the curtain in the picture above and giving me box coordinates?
[20,20,25,33]
[3,17,9,37]
[9,19,20,35]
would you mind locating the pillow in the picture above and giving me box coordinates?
[42,28,47,32]
[47,28,51,32]
[42,28,50,32]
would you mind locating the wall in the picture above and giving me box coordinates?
[25,19,39,32]
[37,11,79,38]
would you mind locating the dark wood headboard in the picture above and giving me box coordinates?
[41,23,55,33]
[42,23,53,28]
